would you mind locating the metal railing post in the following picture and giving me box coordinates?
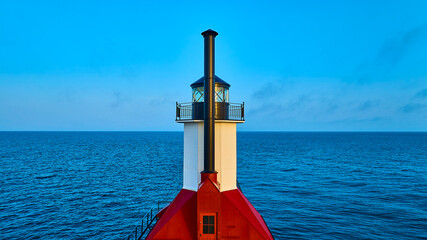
[135,227,137,240]
[176,102,179,120]
[242,102,245,120]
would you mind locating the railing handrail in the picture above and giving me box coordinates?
[124,201,167,240]
[178,101,243,105]
[176,101,245,121]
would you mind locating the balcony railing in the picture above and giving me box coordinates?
[176,102,244,121]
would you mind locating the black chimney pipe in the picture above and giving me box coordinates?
[201,29,218,173]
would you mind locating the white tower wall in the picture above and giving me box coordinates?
[183,122,204,191]
[215,122,237,191]
[182,121,240,192]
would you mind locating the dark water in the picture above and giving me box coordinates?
[0,132,426,239]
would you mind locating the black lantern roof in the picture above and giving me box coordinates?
[190,75,230,88]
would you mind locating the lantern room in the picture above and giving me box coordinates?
[191,75,230,103]
[176,76,244,121]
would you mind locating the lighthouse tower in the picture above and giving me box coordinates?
[146,30,274,240]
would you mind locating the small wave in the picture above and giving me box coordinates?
[348,182,367,187]
[35,174,58,180]
[103,201,124,208]
[282,168,298,172]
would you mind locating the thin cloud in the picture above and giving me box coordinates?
[110,92,130,108]
[414,89,427,99]
[355,24,427,83]
[399,103,427,113]
[285,95,311,111]
[354,100,380,111]
[251,82,283,100]
[377,25,425,66]
[328,116,386,124]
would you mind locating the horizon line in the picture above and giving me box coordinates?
[1,130,426,133]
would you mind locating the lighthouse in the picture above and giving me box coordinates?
[146,30,274,240]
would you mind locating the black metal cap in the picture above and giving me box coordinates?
[201,29,218,37]
[190,75,230,88]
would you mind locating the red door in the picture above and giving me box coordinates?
[200,213,216,240]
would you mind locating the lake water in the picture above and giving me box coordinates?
[0,132,426,239]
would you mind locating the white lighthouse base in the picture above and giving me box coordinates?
[181,120,241,192]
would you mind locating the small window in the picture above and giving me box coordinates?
[215,87,224,102]
[202,215,215,234]
[192,87,204,102]
[224,88,229,102]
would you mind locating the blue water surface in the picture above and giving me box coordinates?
[0,132,426,239]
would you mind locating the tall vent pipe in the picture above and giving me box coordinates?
[202,29,218,173]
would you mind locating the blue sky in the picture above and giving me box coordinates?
[0,1,426,131]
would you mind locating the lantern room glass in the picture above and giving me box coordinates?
[192,86,229,102]
[192,87,204,102]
